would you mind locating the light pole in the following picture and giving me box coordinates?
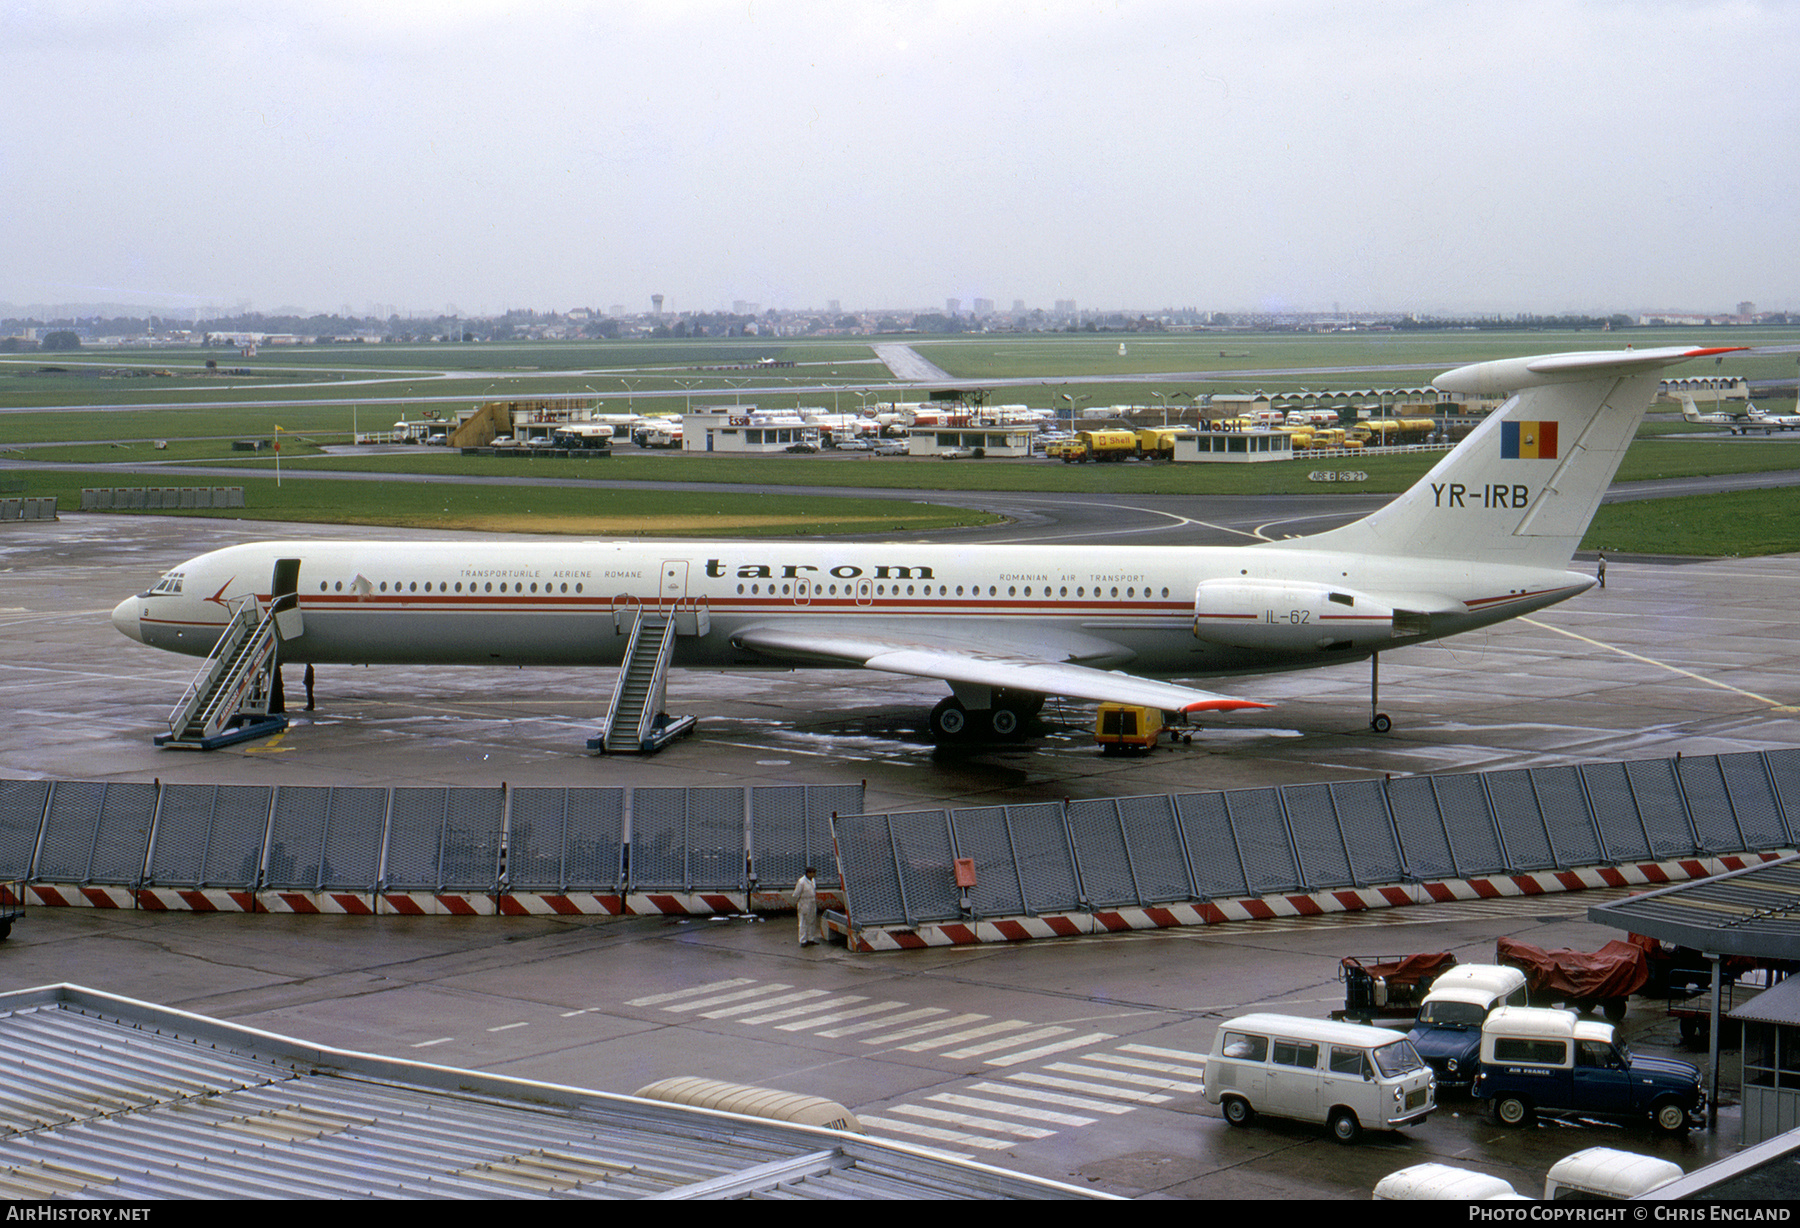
[1059,392,1089,432]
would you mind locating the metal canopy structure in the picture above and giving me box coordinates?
[0,984,1104,1201]
[1586,853,1800,961]
[1587,854,1800,1132]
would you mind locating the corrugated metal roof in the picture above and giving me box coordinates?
[1726,973,1800,1027]
[0,985,1107,1200]
[1587,853,1800,960]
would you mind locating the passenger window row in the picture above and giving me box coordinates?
[316,581,588,595]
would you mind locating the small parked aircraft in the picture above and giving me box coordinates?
[1678,393,1758,433]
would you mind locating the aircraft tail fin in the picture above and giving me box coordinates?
[1281,346,1744,569]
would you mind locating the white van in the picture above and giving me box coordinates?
[1372,1163,1520,1200]
[1205,1013,1436,1143]
[1425,963,1530,1007]
[1543,1148,1683,1200]
[1405,964,1530,1087]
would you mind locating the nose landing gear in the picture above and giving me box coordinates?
[1369,651,1392,734]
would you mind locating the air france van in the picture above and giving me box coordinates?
[1470,1007,1704,1133]
[1205,1013,1436,1144]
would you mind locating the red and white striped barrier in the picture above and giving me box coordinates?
[13,853,1785,939]
[498,891,746,916]
[837,851,1793,952]
[498,892,626,917]
[25,884,136,909]
[247,891,377,915]
[13,885,752,916]
[379,892,496,916]
[135,887,256,913]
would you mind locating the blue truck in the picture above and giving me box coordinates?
[1470,1007,1704,1134]
[1403,964,1528,1089]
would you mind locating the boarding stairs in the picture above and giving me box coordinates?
[155,598,289,750]
[591,608,697,754]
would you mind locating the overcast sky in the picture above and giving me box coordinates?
[4,0,1795,318]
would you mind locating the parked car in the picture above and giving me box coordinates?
[871,440,908,456]
[1404,964,1529,1088]
[0,878,21,940]
[1470,1007,1704,1134]
[1205,1013,1435,1144]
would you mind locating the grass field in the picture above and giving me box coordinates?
[8,468,998,537]
[13,451,1798,556]
[10,327,1796,416]
[1585,487,1800,556]
[6,329,1798,554]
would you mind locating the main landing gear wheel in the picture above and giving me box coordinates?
[931,696,1038,745]
[1371,713,1392,733]
[930,697,970,744]
[988,706,1022,739]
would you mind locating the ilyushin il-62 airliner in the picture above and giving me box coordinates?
[111,346,1739,745]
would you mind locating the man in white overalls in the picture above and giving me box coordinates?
[793,866,819,946]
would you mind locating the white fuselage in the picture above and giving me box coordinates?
[114,536,1589,677]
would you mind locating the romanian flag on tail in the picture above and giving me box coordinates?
[1501,420,1557,459]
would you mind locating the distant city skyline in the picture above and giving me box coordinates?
[3,296,1773,328]
[5,2,1797,319]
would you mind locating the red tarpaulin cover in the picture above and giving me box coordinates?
[1496,936,1649,1000]
[1341,952,1457,987]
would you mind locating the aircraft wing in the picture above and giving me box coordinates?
[729,624,1271,713]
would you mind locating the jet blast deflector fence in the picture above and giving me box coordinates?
[831,750,1800,929]
[0,782,857,906]
[80,487,244,510]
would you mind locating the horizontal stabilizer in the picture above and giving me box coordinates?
[1435,346,1747,396]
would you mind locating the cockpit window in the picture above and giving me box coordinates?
[149,572,185,595]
